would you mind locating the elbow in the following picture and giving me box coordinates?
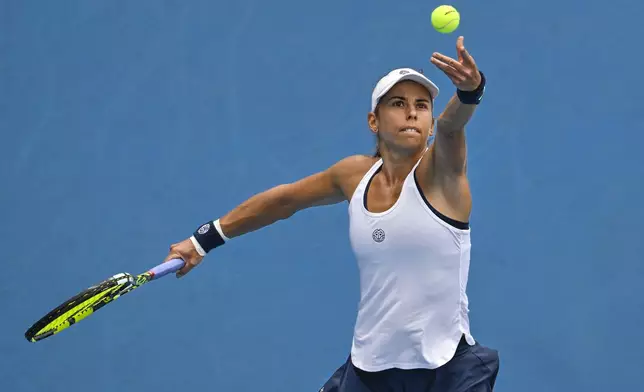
[273,184,299,220]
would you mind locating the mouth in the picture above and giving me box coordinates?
[399,127,421,134]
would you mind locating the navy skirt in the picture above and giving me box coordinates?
[319,336,500,392]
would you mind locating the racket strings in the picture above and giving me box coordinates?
[25,270,158,342]
[25,278,127,341]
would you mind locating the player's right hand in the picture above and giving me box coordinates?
[164,238,204,278]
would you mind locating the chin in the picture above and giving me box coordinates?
[393,140,426,155]
[399,133,425,144]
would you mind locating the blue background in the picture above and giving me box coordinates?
[2,1,643,391]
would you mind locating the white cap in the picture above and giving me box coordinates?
[371,68,439,112]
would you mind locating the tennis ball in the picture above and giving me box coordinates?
[431,5,460,34]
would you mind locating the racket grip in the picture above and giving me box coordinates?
[148,258,185,279]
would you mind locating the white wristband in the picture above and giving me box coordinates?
[190,235,207,257]
[213,219,230,241]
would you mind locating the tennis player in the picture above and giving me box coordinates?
[165,36,499,391]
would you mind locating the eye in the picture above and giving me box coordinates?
[416,102,429,110]
[391,100,405,107]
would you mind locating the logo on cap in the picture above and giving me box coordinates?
[399,70,410,75]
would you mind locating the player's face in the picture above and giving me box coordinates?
[370,81,434,154]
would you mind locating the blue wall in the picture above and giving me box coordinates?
[2,1,643,391]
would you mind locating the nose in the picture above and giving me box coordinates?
[406,105,418,120]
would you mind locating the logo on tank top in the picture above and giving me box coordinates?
[372,228,385,243]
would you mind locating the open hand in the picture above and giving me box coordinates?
[430,36,481,91]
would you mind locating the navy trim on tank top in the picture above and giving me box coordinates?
[362,165,469,230]
[363,166,382,210]
[413,171,470,230]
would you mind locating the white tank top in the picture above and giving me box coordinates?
[348,154,475,371]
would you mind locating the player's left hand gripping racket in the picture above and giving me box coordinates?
[24,258,185,342]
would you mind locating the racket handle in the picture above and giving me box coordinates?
[148,258,185,279]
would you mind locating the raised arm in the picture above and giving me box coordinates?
[432,93,477,175]
[164,156,358,277]
[429,36,485,176]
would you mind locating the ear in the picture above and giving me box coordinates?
[367,112,378,135]
[428,117,435,137]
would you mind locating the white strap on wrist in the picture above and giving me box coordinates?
[190,235,206,257]
[213,219,230,241]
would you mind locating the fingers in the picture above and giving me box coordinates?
[176,262,192,278]
[176,256,202,278]
[431,52,468,75]
[165,239,203,279]
[431,60,462,83]
[176,254,203,278]
[456,36,476,67]
[165,251,189,278]
[164,243,180,262]
[459,47,475,66]
[430,56,466,84]
[456,36,464,62]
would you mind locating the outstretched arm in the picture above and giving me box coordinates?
[165,157,353,277]
[218,167,345,238]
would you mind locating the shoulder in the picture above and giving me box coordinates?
[328,154,378,200]
[333,154,379,168]
[329,155,378,178]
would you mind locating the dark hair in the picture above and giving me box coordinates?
[372,105,381,157]
[373,146,381,158]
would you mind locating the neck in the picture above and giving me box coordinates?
[378,144,426,184]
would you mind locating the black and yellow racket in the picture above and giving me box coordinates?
[24,258,185,342]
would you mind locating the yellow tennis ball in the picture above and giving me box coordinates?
[431,5,460,34]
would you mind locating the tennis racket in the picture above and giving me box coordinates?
[24,258,185,342]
